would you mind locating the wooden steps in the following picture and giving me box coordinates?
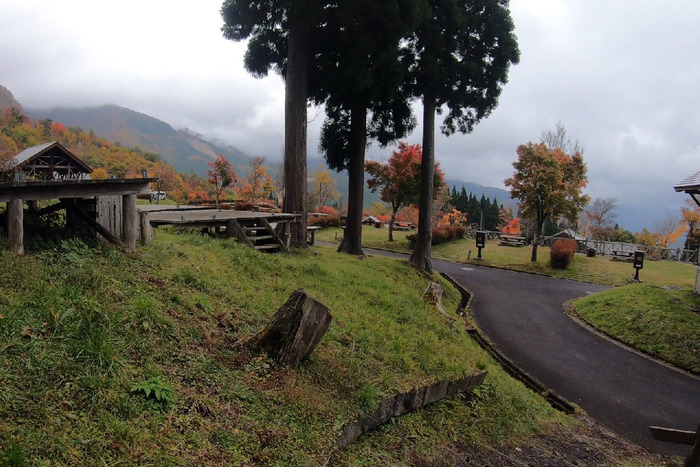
[226,217,288,253]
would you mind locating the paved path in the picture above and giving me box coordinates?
[355,246,700,457]
[432,258,700,456]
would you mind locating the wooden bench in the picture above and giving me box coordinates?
[611,250,634,261]
[393,223,414,231]
[307,226,321,246]
[499,235,526,247]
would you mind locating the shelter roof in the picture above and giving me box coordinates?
[674,171,700,206]
[2,141,92,181]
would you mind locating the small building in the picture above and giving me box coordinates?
[674,170,700,293]
[1,141,92,181]
[0,142,151,254]
[362,215,382,226]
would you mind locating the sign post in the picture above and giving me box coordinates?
[475,231,486,260]
[633,251,644,281]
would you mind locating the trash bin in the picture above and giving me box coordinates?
[587,248,596,257]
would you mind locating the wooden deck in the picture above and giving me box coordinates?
[138,207,299,252]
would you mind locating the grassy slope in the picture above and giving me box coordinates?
[0,231,569,465]
[574,284,700,373]
[318,226,699,374]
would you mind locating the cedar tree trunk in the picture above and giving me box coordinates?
[283,7,310,249]
[338,102,367,255]
[409,95,436,273]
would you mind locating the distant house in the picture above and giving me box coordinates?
[362,215,382,226]
[1,141,92,182]
[548,228,587,241]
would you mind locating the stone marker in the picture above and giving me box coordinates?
[256,288,332,365]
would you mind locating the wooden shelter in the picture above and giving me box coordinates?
[1,141,92,181]
[0,142,151,254]
[674,171,700,207]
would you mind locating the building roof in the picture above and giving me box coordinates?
[2,141,92,181]
[674,171,700,206]
[674,171,700,192]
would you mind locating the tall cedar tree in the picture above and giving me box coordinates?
[318,1,420,255]
[221,0,330,247]
[405,0,519,272]
[365,142,443,241]
[504,142,589,262]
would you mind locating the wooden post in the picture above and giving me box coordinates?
[7,198,23,255]
[122,194,137,252]
[139,210,155,245]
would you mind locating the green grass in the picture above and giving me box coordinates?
[0,230,580,465]
[573,284,700,373]
[317,225,698,379]
[317,226,696,287]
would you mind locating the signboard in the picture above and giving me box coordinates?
[476,231,486,248]
[633,251,644,269]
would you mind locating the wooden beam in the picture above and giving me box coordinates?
[7,198,23,255]
[139,211,155,245]
[122,194,137,252]
[64,199,126,249]
[650,426,696,445]
[0,179,152,202]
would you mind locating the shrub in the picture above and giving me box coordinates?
[550,238,577,269]
[406,225,466,248]
[308,214,341,228]
[234,202,255,211]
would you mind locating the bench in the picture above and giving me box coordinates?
[611,250,634,261]
[499,235,526,247]
[393,223,414,231]
[307,226,321,246]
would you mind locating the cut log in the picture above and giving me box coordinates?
[256,288,332,365]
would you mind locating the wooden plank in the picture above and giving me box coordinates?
[0,179,152,202]
[139,211,155,245]
[7,198,23,255]
[649,426,696,445]
[226,219,253,247]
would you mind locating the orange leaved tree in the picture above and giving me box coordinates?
[505,142,589,262]
[366,142,443,241]
[207,155,237,210]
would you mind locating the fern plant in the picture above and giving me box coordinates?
[130,376,174,405]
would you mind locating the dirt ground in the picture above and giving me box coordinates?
[414,414,683,467]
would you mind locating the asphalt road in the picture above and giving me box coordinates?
[432,258,700,457]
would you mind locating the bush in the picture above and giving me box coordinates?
[308,214,341,228]
[234,202,255,211]
[407,225,466,247]
[550,238,577,269]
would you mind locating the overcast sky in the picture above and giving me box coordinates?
[1,0,698,233]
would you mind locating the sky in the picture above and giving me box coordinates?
[1,0,699,233]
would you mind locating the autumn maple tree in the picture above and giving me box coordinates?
[365,142,443,241]
[241,157,274,203]
[207,155,237,209]
[505,142,589,262]
[681,198,700,250]
[308,164,340,211]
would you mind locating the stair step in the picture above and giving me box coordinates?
[254,244,281,251]
[250,235,274,242]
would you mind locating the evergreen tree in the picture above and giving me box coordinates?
[405,0,519,272]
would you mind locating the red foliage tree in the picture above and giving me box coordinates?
[365,142,443,241]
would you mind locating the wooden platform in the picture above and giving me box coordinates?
[139,207,299,252]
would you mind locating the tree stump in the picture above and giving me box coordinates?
[421,282,452,319]
[256,289,332,365]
